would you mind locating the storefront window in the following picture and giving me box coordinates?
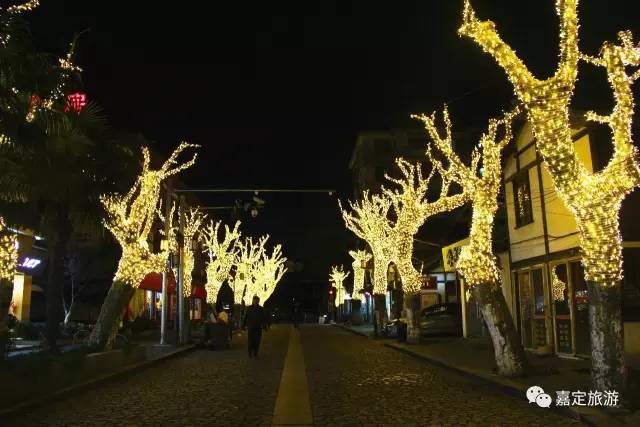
[571,261,590,355]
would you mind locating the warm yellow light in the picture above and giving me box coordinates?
[252,244,287,303]
[101,143,198,287]
[349,249,371,301]
[234,236,268,305]
[0,217,18,281]
[459,0,640,286]
[415,106,518,287]
[201,220,241,304]
[329,265,350,306]
[181,208,206,298]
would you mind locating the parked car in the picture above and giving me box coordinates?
[419,303,462,337]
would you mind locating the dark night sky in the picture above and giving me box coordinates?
[25,0,640,290]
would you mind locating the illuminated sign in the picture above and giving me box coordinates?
[20,257,41,269]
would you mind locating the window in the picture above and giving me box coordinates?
[513,173,533,227]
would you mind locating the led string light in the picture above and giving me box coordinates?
[0,217,17,281]
[459,0,640,286]
[349,249,372,302]
[382,158,468,292]
[339,191,395,295]
[234,236,268,305]
[329,265,350,307]
[415,106,518,286]
[101,143,198,287]
[201,220,241,305]
[252,244,287,303]
[180,207,206,298]
[5,0,39,14]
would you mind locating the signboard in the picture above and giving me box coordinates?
[442,238,470,272]
[420,275,437,290]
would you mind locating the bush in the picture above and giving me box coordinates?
[11,321,44,340]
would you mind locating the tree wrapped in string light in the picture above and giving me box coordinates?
[329,265,350,307]
[0,217,18,354]
[459,0,639,391]
[382,158,467,293]
[339,192,394,296]
[252,244,287,303]
[349,249,372,302]
[180,208,206,298]
[234,235,268,305]
[88,142,198,350]
[201,220,241,307]
[416,106,526,376]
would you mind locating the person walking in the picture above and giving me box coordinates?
[243,295,267,358]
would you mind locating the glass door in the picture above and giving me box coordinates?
[551,263,573,354]
[571,261,590,356]
[531,268,549,349]
[517,270,533,348]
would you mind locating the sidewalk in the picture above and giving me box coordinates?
[335,323,637,426]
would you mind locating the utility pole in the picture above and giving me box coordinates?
[160,180,172,345]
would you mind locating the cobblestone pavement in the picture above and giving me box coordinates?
[5,324,584,426]
[5,325,290,427]
[301,325,582,427]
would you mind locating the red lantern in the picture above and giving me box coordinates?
[65,92,86,113]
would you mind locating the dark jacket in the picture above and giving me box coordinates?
[243,305,267,330]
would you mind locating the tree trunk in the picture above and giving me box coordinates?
[373,293,387,337]
[87,280,135,351]
[0,278,14,356]
[45,206,71,353]
[351,299,362,325]
[405,292,421,344]
[586,281,626,398]
[474,282,528,377]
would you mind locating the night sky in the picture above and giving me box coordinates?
[25,0,640,298]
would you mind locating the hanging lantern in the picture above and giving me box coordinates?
[65,92,86,113]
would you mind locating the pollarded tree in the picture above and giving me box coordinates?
[253,244,287,303]
[349,249,372,302]
[87,143,198,350]
[459,0,640,392]
[201,220,241,309]
[180,207,206,298]
[340,192,394,328]
[339,192,394,296]
[234,235,268,305]
[382,158,467,293]
[329,265,350,308]
[415,106,526,376]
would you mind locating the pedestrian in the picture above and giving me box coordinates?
[243,295,267,358]
[293,302,300,328]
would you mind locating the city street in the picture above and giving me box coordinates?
[5,325,581,426]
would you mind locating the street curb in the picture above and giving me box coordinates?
[334,324,617,427]
[0,344,197,418]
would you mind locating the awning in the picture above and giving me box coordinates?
[139,272,176,294]
[192,282,207,300]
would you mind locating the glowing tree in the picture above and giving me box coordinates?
[416,107,525,376]
[329,265,350,307]
[383,158,467,293]
[0,217,17,354]
[459,0,640,391]
[349,249,372,302]
[157,200,179,278]
[180,207,206,298]
[234,236,268,305]
[253,244,287,303]
[339,192,394,296]
[201,220,241,308]
[88,143,198,350]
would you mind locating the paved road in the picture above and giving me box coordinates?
[5,325,581,426]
